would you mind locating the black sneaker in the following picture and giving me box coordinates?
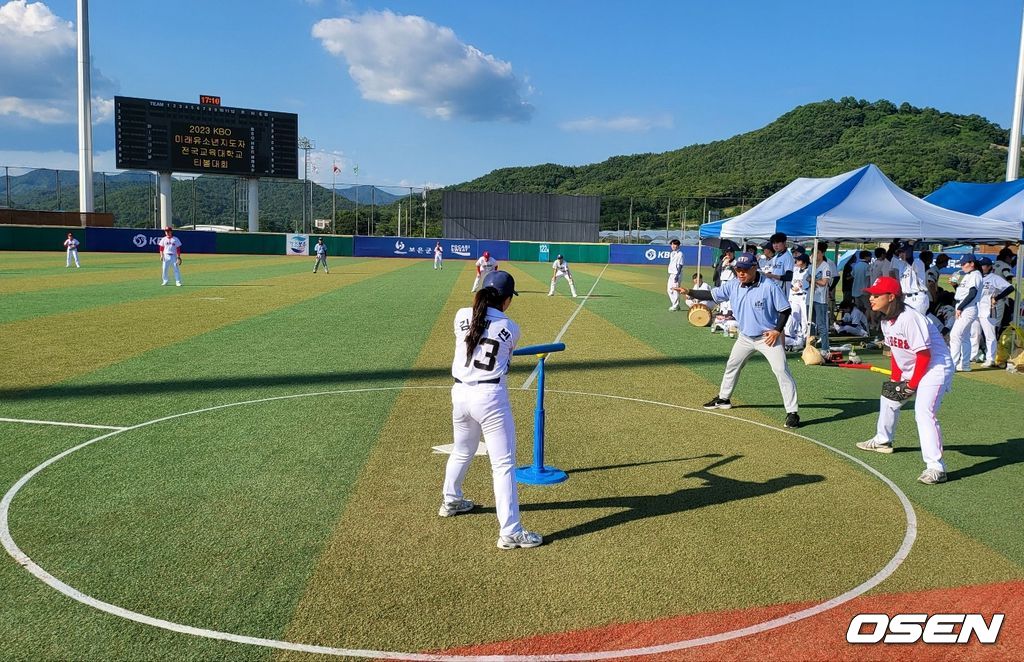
[785,413,800,429]
[703,397,732,410]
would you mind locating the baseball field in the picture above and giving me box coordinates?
[1,251,1022,661]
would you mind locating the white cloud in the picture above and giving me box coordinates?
[559,113,674,133]
[0,1,116,126]
[312,10,533,122]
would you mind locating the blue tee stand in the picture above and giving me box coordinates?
[511,342,568,485]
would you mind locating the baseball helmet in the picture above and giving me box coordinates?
[483,250,490,259]
[482,270,518,298]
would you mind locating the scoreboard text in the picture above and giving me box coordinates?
[115,96,298,179]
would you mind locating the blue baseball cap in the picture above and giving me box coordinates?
[961,254,977,265]
[978,257,993,267]
[482,270,518,297]
[733,252,757,270]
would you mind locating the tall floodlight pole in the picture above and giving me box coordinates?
[1008,9,1024,180]
[298,137,313,233]
[76,0,94,224]
[422,187,428,237]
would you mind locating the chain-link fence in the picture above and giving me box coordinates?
[1,165,761,241]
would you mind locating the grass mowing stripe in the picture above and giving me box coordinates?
[273,263,916,655]
[0,257,413,395]
[2,262,464,660]
[0,256,372,324]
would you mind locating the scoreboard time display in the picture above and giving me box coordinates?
[114,96,298,179]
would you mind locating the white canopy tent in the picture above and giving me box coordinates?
[696,165,1023,357]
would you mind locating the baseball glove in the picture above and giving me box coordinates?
[176,256,182,266]
[881,380,915,402]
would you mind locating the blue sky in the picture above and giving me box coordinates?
[2,0,1024,189]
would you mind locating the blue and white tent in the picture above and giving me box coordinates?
[699,164,1023,242]
[925,179,1024,222]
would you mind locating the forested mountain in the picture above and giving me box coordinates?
[2,98,1014,233]
[456,98,1010,199]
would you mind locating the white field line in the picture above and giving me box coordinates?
[0,386,916,661]
[0,417,126,431]
[520,264,608,390]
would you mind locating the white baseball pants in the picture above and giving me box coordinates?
[949,306,979,370]
[471,275,481,292]
[549,272,577,297]
[719,334,799,414]
[434,254,443,269]
[905,292,929,315]
[66,249,80,267]
[444,384,524,538]
[161,257,181,285]
[667,275,681,308]
[784,294,806,347]
[978,314,998,363]
[870,362,953,472]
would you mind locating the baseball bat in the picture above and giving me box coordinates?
[869,366,892,376]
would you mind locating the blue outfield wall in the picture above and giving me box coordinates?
[85,227,218,254]
[354,236,509,261]
[609,244,714,266]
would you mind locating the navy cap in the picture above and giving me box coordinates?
[961,253,977,264]
[733,252,757,270]
[769,232,787,244]
[978,257,993,267]
[482,270,518,297]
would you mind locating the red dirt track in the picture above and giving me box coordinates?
[439,580,1022,660]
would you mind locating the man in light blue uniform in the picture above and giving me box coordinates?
[678,252,801,428]
[313,237,330,274]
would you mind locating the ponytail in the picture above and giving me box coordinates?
[466,287,505,355]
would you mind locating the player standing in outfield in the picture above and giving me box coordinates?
[63,232,80,268]
[949,254,982,372]
[434,241,443,270]
[548,254,578,297]
[667,239,684,311]
[677,252,801,429]
[440,270,543,550]
[312,238,330,274]
[857,276,953,484]
[157,226,183,286]
[470,250,497,292]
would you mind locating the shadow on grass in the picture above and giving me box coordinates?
[0,355,723,402]
[732,396,880,426]
[515,455,825,543]
[945,438,1024,481]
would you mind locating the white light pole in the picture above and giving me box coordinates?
[1008,8,1024,181]
[76,0,94,222]
[298,136,314,233]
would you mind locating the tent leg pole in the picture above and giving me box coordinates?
[1011,241,1023,370]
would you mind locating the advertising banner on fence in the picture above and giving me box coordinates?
[85,227,217,254]
[353,236,509,261]
[609,244,713,266]
[285,233,309,256]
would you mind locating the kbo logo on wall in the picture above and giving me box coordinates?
[394,240,406,254]
[132,234,149,248]
[644,248,672,261]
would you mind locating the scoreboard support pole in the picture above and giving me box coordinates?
[248,178,259,232]
[158,172,173,229]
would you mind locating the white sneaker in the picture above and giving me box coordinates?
[161,281,168,286]
[980,361,994,368]
[176,282,182,287]
[438,498,475,517]
[548,292,554,296]
[669,305,679,311]
[497,530,543,549]
[918,468,947,484]
[572,294,577,298]
[856,439,894,454]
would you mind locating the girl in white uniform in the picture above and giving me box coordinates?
[948,255,983,371]
[974,257,1014,367]
[895,243,929,315]
[667,239,684,311]
[784,253,811,349]
[434,242,443,270]
[440,270,543,550]
[63,232,81,267]
[548,254,578,297]
[857,276,953,485]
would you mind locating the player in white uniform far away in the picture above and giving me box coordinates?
[433,242,443,270]
[440,270,542,550]
[63,232,80,268]
[894,242,929,315]
[973,257,1014,367]
[857,276,953,485]
[157,227,183,286]
[312,238,329,273]
[948,254,983,371]
[667,239,684,311]
[470,250,497,292]
[548,254,577,297]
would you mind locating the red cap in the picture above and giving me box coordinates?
[483,251,490,258]
[863,276,901,296]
